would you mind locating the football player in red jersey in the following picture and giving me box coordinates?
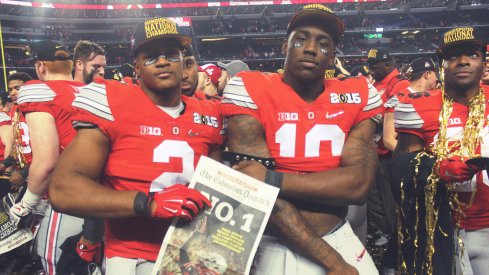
[383,57,439,152]
[73,40,107,84]
[181,45,199,97]
[49,17,224,275]
[0,72,33,191]
[221,4,380,275]
[394,27,488,275]
[8,41,85,275]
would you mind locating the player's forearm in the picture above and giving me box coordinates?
[281,137,377,205]
[270,199,345,271]
[27,160,56,196]
[50,171,139,218]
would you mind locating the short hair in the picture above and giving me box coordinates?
[42,51,73,75]
[7,72,32,83]
[73,40,106,63]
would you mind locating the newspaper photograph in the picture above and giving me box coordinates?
[152,156,279,275]
[0,178,33,254]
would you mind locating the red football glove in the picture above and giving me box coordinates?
[150,184,211,221]
[76,240,102,264]
[437,156,482,182]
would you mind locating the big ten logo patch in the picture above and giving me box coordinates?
[278,112,299,121]
[330,93,361,104]
[140,126,162,136]
[193,113,219,128]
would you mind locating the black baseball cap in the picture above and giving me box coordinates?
[367,48,392,64]
[350,65,370,77]
[133,17,191,55]
[409,57,437,75]
[27,40,70,61]
[436,27,486,59]
[287,4,344,43]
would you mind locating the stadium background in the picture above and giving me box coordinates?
[0,0,488,89]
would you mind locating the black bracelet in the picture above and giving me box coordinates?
[222,151,276,169]
[133,192,150,216]
[82,218,104,242]
[20,167,29,179]
[3,156,15,168]
[265,170,283,190]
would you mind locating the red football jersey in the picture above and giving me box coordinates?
[395,87,489,230]
[374,68,410,102]
[9,104,32,164]
[17,80,83,150]
[0,112,11,160]
[221,72,383,173]
[72,80,226,261]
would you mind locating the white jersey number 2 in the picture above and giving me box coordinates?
[150,140,195,192]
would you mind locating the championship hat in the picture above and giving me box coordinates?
[367,48,392,64]
[132,17,191,54]
[436,27,486,59]
[287,4,344,43]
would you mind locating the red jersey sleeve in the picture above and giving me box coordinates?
[71,81,116,139]
[0,112,11,126]
[17,81,58,116]
[353,77,384,124]
[393,95,426,140]
[221,74,261,121]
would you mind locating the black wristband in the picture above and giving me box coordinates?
[133,192,150,216]
[20,167,29,179]
[3,156,15,168]
[82,218,104,242]
[222,151,276,169]
[265,170,283,190]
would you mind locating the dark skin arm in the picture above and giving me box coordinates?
[50,128,141,218]
[232,117,378,206]
[51,127,222,218]
[227,115,357,274]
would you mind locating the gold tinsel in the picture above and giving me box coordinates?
[398,87,486,275]
[12,110,27,168]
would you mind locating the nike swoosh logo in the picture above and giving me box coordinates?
[163,207,178,214]
[55,45,63,49]
[355,248,366,262]
[325,111,344,119]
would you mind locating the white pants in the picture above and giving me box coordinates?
[252,221,378,275]
[457,228,489,275]
[105,257,155,275]
[36,203,84,275]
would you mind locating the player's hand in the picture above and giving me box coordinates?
[9,201,34,227]
[9,172,26,192]
[150,184,211,221]
[233,160,267,182]
[8,189,41,227]
[76,236,102,264]
[437,156,482,182]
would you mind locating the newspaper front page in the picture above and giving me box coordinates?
[0,180,33,254]
[152,156,279,275]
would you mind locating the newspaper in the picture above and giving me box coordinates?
[152,156,279,275]
[0,178,33,254]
